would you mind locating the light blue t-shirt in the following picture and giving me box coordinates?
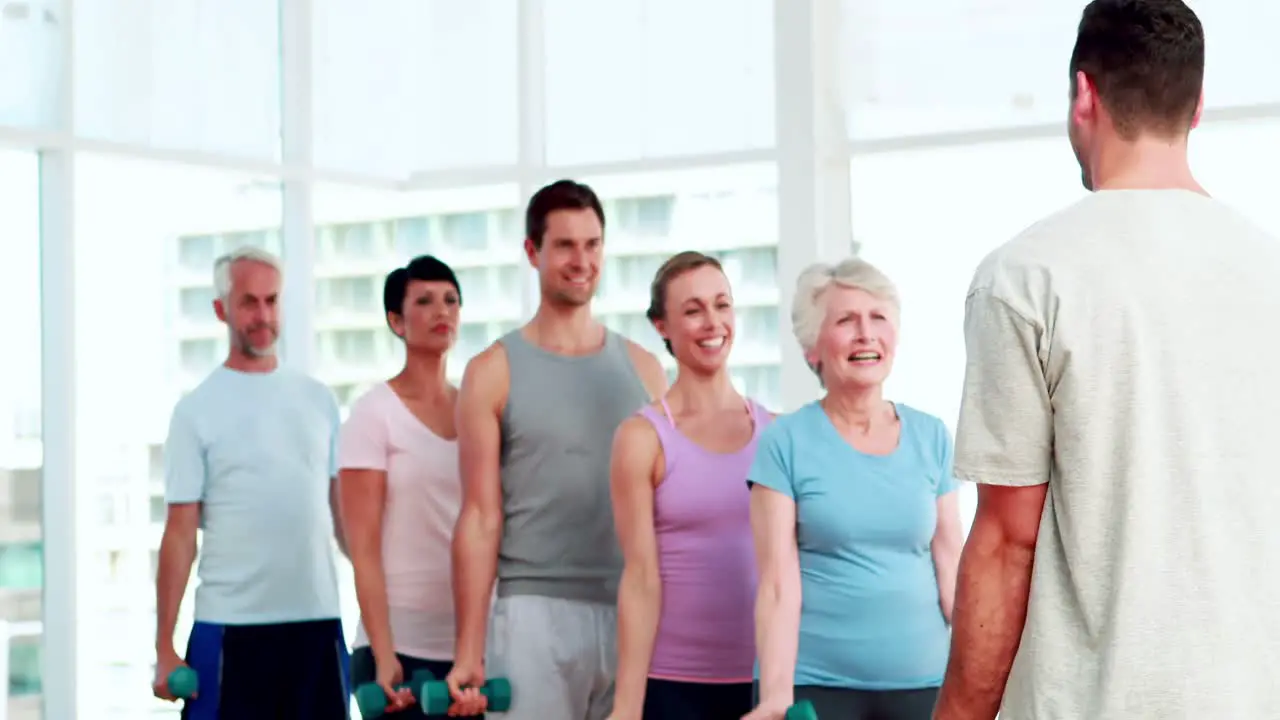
[748,401,958,691]
[164,366,343,625]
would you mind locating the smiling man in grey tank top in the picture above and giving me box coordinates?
[447,180,668,720]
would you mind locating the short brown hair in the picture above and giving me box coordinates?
[646,251,725,355]
[1069,0,1204,139]
[525,180,605,250]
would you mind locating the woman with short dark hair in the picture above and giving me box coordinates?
[339,255,482,719]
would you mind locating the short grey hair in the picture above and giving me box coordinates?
[790,257,900,352]
[213,246,283,299]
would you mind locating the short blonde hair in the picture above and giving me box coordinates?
[790,257,900,353]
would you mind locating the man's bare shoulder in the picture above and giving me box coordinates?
[460,341,511,408]
[621,338,668,398]
[469,339,510,373]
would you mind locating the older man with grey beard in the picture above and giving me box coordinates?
[151,246,349,720]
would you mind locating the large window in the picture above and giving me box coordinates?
[1191,119,1280,237]
[73,0,281,158]
[0,150,43,719]
[839,0,1080,139]
[312,0,518,177]
[582,165,782,409]
[838,0,1280,141]
[73,155,281,719]
[544,0,774,165]
[1191,1,1280,109]
[0,0,64,130]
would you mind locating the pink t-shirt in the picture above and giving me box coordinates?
[338,382,460,660]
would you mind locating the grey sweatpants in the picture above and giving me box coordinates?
[485,595,616,720]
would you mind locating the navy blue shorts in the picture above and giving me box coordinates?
[180,618,351,720]
[349,646,484,720]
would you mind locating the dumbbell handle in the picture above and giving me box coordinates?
[370,680,415,693]
[423,681,500,697]
[420,678,509,713]
[355,671,436,705]
[421,679,502,694]
[359,668,436,691]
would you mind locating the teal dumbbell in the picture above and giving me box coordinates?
[421,676,513,714]
[167,666,198,699]
[355,669,436,718]
[786,700,818,720]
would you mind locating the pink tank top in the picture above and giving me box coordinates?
[638,398,768,682]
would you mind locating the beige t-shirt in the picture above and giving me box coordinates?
[339,382,460,660]
[955,189,1280,719]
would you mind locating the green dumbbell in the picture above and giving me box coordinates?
[354,669,436,718]
[786,699,818,720]
[167,666,198,699]
[420,676,513,714]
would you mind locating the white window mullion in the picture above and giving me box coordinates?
[516,0,547,322]
[279,0,317,372]
[774,0,855,411]
[39,0,79,713]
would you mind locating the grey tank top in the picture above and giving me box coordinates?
[497,329,650,604]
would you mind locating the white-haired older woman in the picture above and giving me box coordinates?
[742,258,964,720]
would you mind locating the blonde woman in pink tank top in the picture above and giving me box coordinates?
[338,256,483,719]
[607,252,773,720]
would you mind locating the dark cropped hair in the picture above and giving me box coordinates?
[525,180,605,249]
[382,255,461,332]
[1069,0,1204,138]
[646,251,725,356]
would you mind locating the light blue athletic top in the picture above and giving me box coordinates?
[164,366,343,625]
[748,401,957,690]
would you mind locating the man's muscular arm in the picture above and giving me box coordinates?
[933,484,1046,719]
[451,344,509,666]
[625,341,669,400]
[935,287,1054,719]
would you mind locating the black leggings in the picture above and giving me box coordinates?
[643,678,754,720]
[350,646,485,720]
[794,685,938,720]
